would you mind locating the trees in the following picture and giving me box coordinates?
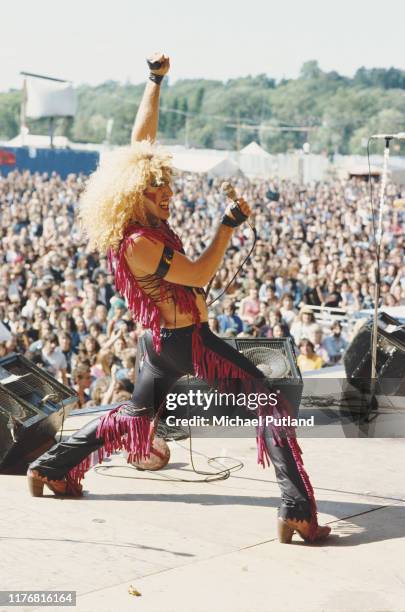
[300,60,323,80]
[354,67,405,90]
[0,91,21,139]
[350,108,405,153]
[1,64,404,153]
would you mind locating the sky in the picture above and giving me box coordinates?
[1,0,405,92]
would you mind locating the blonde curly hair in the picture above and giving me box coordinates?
[79,140,173,253]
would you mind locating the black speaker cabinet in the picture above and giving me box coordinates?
[136,335,303,420]
[344,313,405,396]
[0,352,78,471]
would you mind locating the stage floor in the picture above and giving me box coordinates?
[1,405,405,612]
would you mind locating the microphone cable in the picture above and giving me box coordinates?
[206,221,257,307]
[93,395,244,484]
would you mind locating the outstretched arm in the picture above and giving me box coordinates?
[131,53,170,144]
[125,198,252,287]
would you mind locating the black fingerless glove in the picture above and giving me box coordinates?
[221,204,248,228]
[147,59,164,85]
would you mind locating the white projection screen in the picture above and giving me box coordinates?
[25,78,77,119]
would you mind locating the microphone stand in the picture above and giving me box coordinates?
[366,136,392,421]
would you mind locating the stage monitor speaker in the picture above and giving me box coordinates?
[344,313,405,396]
[136,335,303,419]
[0,352,77,472]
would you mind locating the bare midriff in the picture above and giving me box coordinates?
[127,259,208,328]
[156,290,208,328]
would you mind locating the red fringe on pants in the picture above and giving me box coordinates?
[66,327,318,539]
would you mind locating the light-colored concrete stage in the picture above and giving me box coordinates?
[1,406,405,612]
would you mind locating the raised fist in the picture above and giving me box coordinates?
[224,197,252,223]
[146,53,170,76]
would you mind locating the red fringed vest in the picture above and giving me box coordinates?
[107,221,202,355]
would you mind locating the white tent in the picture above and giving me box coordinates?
[240,141,271,157]
[236,141,274,178]
[166,146,242,177]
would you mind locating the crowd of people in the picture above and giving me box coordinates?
[0,168,404,402]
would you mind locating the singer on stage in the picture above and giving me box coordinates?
[28,53,330,544]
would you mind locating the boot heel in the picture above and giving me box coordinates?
[27,474,44,497]
[277,518,295,543]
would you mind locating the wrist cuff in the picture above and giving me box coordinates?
[221,204,248,228]
[149,73,164,85]
[221,215,238,228]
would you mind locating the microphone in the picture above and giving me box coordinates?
[221,181,256,236]
[221,181,238,202]
[221,181,250,226]
[370,133,405,140]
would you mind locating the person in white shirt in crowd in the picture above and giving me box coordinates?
[280,293,297,328]
[41,333,68,385]
[21,289,43,319]
[313,326,330,364]
[290,307,319,346]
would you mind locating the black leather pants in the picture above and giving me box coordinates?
[30,324,312,520]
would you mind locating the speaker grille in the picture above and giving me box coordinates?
[134,337,304,419]
[0,387,39,422]
[176,338,299,384]
[241,347,290,378]
[234,338,298,379]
